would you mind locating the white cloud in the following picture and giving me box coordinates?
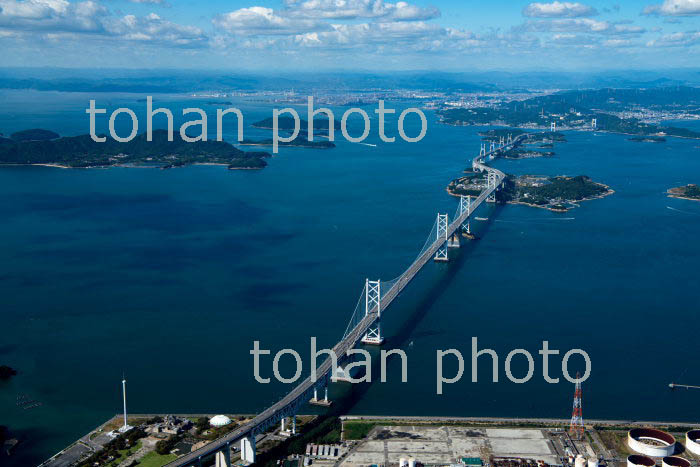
[282,0,439,21]
[0,0,107,32]
[519,18,645,35]
[106,12,206,47]
[643,0,700,16]
[647,30,700,46]
[213,6,329,35]
[0,0,206,47]
[522,1,597,18]
[293,21,443,48]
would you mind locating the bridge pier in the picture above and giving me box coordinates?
[486,171,498,203]
[332,365,354,382]
[461,220,475,240]
[310,385,332,406]
[215,444,232,467]
[241,436,256,464]
[447,232,460,248]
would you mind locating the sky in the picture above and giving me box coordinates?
[0,0,699,71]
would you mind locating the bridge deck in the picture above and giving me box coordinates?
[165,136,523,466]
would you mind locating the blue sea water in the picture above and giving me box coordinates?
[1,90,700,465]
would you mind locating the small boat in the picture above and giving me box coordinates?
[475,216,488,221]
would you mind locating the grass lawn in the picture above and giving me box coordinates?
[137,451,178,467]
[105,440,142,467]
[343,421,382,440]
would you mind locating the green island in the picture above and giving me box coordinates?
[253,116,340,134]
[503,148,554,159]
[440,87,700,140]
[449,173,612,212]
[0,365,17,380]
[9,128,60,142]
[667,184,700,201]
[628,135,667,143]
[248,116,339,148]
[239,136,335,149]
[0,129,271,170]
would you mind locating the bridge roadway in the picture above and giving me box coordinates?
[165,135,525,467]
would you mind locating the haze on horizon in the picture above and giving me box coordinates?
[0,0,699,72]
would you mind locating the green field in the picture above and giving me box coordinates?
[137,450,178,467]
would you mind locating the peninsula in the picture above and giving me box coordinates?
[439,87,700,140]
[0,129,271,169]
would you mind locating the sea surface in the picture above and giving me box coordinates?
[1,90,700,465]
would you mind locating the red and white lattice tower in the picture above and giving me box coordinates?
[569,372,584,440]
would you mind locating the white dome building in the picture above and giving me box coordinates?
[210,415,232,427]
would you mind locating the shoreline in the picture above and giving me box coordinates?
[438,120,700,140]
[667,193,700,202]
[0,162,263,170]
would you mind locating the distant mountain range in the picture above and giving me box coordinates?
[0,68,699,93]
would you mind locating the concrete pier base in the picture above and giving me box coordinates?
[447,233,460,248]
[310,386,332,406]
[332,365,354,383]
[215,447,231,467]
[241,436,256,464]
[360,335,385,345]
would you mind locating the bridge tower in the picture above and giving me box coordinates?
[591,118,597,130]
[434,213,449,262]
[551,121,556,132]
[479,143,486,157]
[486,172,498,203]
[507,133,512,145]
[459,195,471,217]
[459,195,472,236]
[489,141,495,153]
[499,136,505,147]
[361,279,384,345]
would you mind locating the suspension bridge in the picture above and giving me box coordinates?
[165,133,527,467]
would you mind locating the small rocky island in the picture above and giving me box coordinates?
[503,148,554,159]
[667,184,700,201]
[448,172,612,212]
[629,135,666,143]
[0,365,17,380]
[245,116,337,148]
[0,129,271,169]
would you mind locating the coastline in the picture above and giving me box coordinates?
[667,193,700,201]
[0,162,263,170]
[438,120,700,140]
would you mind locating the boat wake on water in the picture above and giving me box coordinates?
[358,142,377,147]
[667,206,699,215]
[496,217,575,223]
